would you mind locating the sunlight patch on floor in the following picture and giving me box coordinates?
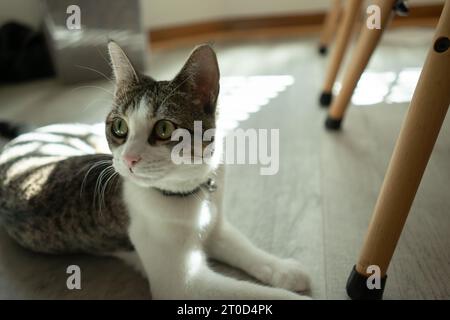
[334,68,421,106]
[218,75,295,133]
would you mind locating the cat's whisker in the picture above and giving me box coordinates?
[100,169,118,214]
[75,65,115,84]
[99,167,116,213]
[111,171,121,192]
[80,158,112,178]
[82,98,119,113]
[94,165,114,214]
[80,159,112,197]
[96,46,113,72]
[78,158,111,174]
[71,85,115,97]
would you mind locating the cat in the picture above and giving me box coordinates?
[0,41,310,299]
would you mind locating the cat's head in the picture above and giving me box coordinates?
[105,41,220,192]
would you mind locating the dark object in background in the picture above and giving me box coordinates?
[0,120,34,140]
[0,22,55,83]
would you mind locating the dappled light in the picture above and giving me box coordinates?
[334,68,422,106]
[218,75,295,133]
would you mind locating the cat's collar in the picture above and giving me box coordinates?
[155,178,217,197]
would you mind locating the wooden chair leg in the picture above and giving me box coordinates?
[346,1,450,300]
[319,0,362,107]
[325,0,397,129]
[318,0,343,55]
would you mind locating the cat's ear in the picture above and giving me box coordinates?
[108,41,139,85]
[172,44,220,114]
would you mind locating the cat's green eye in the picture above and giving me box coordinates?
[111,117,128,138]
[154,120,175,140]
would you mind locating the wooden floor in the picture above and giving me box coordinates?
[0,27,449,299]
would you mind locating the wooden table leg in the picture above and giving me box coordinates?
[319,0,362,107]
[318,0,343,55]
[325,0,397,129]
[346,0,450,300]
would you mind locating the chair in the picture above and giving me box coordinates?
[319,0,363,107]
[318,0,343,55]
[325,0,450,299]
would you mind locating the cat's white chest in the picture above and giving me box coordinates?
[123,181,217,245]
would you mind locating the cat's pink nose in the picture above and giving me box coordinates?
[123,155,141,169]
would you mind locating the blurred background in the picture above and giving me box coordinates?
[0,0,449,300]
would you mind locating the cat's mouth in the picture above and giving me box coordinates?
[119,167,168,186]
[112,158,164,181]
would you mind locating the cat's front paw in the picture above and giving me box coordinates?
[257,258,311,293]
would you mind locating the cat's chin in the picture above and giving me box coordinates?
[121,174,160,188]
[113,169,157,188]
[115,163,214,193]
[124,174,205,193]
[127,177,154,188]
[112,165,164,188]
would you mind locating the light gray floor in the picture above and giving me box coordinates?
[0,28,449,299]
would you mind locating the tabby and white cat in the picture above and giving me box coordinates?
[0,42,310,299]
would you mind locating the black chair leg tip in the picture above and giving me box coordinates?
[325,116,342,131]
[319,45,328,55]
[346,265,387,300]
[319,92,333,107]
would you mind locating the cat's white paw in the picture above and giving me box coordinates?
[257,258,311,292]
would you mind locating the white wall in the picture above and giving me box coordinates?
[224,0,330,18]
[140,0,226,29]
[0,0,444,31]
[140,0,331,29]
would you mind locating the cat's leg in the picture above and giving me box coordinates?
[205,219,311,293]
[183,263,311,300]
[134,242,309,300]
[207,164,310,292]
[129,218,308,300]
